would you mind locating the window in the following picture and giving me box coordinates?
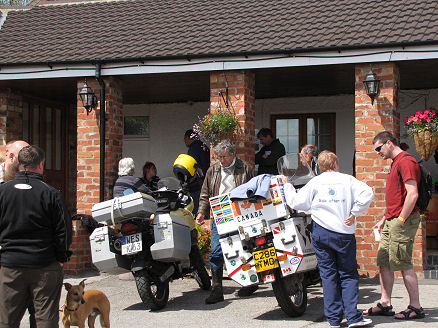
[271,113,336,153]
[124,116,150,138]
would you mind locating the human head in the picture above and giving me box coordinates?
[184,129,196,147]
[18,145,45,174]
[118,157,135,176]
[317,150,339,172]
[373,131,399,160]
[300,144,318,165]
[257,128,274,146]
[5,140,30,181]
[213,140,236,167]
[143,161,157,181]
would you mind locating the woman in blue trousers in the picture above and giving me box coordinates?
[282,151,374,328]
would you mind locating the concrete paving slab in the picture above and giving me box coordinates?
[18,272,438,328]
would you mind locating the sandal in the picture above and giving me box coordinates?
[394,305,425,320]
[364,302,395,316]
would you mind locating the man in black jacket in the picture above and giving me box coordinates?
[255,128,286,175]
[0,145,72,328]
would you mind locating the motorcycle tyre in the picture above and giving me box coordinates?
[134,269,169,311]
[190,248,211,290]
[272,277,307,317]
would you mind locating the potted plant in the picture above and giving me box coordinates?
[195,224,211,267]
[404,109,438,160]
[193,108,241,146]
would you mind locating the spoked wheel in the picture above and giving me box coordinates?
[190,246,211,290]
[272,273,307,317]
[133,269,169,311]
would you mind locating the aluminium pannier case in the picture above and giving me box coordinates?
[92,192,158,225]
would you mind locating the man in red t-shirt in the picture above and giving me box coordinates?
[364,131,425,320]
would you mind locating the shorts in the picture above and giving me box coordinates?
[377,212,421,272]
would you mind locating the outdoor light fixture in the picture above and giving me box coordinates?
[362,65,381,105]
[78,81,98,115]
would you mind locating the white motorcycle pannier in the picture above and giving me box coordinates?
[92,192,157,225]
[150,213,191,262]
[89,226,118,272]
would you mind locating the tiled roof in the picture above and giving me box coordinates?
[1,0,438,65]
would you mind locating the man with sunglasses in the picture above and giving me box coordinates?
[364,131,424,320]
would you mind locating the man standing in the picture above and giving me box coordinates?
[282,151,374,328]
[4,140,29,181]
[184,129,210,213]
[364,131,424,320]
[300,144,321,176]
[255,128,285,175]
[0,145,72,328]
[196,140,255,304]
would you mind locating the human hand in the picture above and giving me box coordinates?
[196,213,205,225]
[372,216,385,231]
[279,175,289,184]
[345,214,356,226]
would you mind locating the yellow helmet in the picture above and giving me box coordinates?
[173,154,198,183]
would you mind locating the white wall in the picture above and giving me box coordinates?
[122,89,438,179]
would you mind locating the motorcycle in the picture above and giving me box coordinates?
[91,177,211,311]
[210,153,320,317]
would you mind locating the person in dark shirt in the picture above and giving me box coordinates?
[0,145,72,327]
[113,157,151,197]
[255,128,286,175]
[184,129,210,213]
[142,161,160,191]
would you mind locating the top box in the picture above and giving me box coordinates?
[209,177,288,235]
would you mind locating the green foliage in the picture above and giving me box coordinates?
[195,224,211,259]
[193,109,240,146]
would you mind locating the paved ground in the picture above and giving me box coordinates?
[19,270,438,328]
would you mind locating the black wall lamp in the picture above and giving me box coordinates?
[362,65,381,105]
[78,81,98,115]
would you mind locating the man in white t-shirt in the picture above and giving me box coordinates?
[282,151,374,328]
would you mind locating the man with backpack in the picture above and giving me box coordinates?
[364,131,425,320]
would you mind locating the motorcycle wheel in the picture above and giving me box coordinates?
[190,247,211,290]
[272,275,307,317]
[133,269,169,311]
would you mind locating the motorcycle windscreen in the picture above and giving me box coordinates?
[277,153,314,187]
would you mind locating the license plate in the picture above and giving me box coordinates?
[121,233,142,255]
[253,247,279,272]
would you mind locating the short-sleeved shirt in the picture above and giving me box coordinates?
[385,151,420,218]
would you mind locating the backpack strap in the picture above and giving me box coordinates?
[396,153,415,192]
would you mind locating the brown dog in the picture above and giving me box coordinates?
[61,279,110,328]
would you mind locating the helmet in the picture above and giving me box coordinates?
[173,154,198,183]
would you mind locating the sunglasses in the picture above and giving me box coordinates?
[375,141,387,152]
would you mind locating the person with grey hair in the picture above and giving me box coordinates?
[300,144,321,176]
[113,157,151,197]
[0,145,72,327]
[196,139,255,304]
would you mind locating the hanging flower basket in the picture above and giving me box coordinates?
[412,130,438,161]
[404,109,438,161]
[192,108,241,146]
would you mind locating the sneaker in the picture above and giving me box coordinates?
[348,318,372,328]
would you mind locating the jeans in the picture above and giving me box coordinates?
[209,221,224,268]
[312,222,363,326]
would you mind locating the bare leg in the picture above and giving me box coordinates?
[401,268,421,308]
[379,265,394,306]
[363,266,394,314]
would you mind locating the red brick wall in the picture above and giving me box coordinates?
[210,70,255,166]
[76,77,123,214]
[354,62,425,278]
[0,89,23,148]
[64,220,93,275]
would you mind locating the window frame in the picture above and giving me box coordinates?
[270,112,336,153]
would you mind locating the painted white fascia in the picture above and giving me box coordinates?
[1,44,438,80]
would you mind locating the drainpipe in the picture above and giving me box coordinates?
[95,63,105,202]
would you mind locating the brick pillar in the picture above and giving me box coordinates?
[76,77,123,214]
[210,70,255,166]
[354,62,426,278]
[63,221,93,275]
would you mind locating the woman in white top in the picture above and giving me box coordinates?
[282,151,374,328]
